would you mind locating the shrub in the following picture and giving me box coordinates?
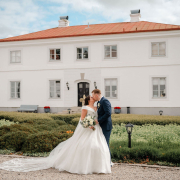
[50,114,81,124]
[0,131,28,151]
[0,119,19,127]
[22,130,74,153]
[111,114,180,125]
[0,111,53,123]
[110,124,180,165]
[72,117,80,126]
[0,124,38,137]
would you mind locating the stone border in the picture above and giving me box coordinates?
[1,154,179,170]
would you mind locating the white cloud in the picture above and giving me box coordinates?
[0,0,180,39]
[0,0,46,39]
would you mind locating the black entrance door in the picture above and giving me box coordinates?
[78,82,89,107]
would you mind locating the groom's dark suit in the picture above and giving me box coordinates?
[97,96,112,155]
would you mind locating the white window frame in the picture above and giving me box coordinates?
[49,80,61,99]
[9,49,22,64]
[104,78,118,99]
[152,77,167,99]
[104,45,117,59]
[49,48,61,61]
[76,46,89,60]
[10,81,21,99]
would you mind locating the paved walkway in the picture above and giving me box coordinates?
[0,155,180,180]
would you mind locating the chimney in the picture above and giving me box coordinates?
[130,9,141,22]
[58,16,69,27]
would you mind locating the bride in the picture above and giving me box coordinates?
[0,96,112,174]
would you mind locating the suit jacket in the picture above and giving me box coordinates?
[97,96,112,131]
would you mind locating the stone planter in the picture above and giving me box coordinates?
[114,109,121,114]
[44,108,50,113]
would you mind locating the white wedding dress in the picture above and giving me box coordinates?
[0,106,111,174]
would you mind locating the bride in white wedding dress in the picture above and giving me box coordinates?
[0,96,112,174]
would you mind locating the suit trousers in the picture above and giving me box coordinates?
[102,128,112,164]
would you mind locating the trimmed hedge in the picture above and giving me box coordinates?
[0,111,81,124]
[0,131,29,151]
[111,114,180,125]
[50,114,81,124]
[110,141,180,164]
[22,132,64,153]
[72,114,180,126]
[1,111,179,126]
[0,112,76,153]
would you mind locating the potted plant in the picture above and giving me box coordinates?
[44,106,50,113]
[114,107,121,114]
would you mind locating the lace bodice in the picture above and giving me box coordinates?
[82,106,98,119]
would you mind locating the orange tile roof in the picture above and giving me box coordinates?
[0,21,180,42]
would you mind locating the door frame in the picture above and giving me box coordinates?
[74,79,91,107]
[77,82,90,107]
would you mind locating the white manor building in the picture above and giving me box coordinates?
[0,10,180,115]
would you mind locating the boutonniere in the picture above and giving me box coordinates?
[97,102,101,108]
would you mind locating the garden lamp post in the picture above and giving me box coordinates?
[125,123,134,148]
[159,110,163,115]
[67,108,71,114]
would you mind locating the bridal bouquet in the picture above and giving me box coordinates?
[80,115,96,131]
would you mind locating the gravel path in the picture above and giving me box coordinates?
[0,155,180,180]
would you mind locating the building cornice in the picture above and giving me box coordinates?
[0,63,179,73]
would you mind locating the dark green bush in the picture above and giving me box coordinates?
[0,124,38,136]
[50,114,80,124]
[111,114,180,125]
[161,149,180,163]
[71,117,79,126]
[110,140,180,164]
[0,131,28,151]
[0,111,53,123]
[22,130,73,153]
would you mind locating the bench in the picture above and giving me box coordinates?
[17,105,38,113]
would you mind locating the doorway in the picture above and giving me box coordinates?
[77,82,89,107]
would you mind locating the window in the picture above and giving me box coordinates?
[10,50,21,63]
[77,47,88,59]
[104,45,117,58]
[49,80,60,98]
[151,42,166,57]
[152,77,166,98]
[50,49,60,61]
[10,81,20,98]
[105,79,117,98]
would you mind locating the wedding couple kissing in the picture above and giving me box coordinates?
[0,89,113,174]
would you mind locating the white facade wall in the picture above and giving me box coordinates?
[0,31,180,115]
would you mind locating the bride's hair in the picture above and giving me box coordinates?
[84,95,90,105]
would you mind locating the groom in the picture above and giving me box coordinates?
[91,89,112,164]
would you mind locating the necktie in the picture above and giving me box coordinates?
[97,101,100,108]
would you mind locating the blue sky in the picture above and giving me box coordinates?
[0,0,180,39]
